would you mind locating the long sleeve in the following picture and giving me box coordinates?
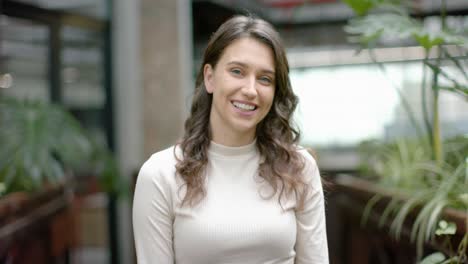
[295,150,329,264]
[133,154,174,264]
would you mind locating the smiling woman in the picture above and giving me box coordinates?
[133,15,329,264]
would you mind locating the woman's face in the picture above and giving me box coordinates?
[204,37,275,144]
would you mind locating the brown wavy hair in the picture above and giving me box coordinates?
[175,15,309,210]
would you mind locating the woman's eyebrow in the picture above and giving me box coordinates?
[226,61,275,75]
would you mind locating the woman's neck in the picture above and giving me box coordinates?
[210,125,255,147]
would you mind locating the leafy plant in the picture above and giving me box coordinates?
[345,0,468,164]
[0,97,126,196]
[360,138,467,260]
[344,0,468,262]
[420,220,467,264]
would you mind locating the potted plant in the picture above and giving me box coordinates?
[334,0,468,263]
[0,96,125,263]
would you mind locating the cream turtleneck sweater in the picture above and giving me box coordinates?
[133,141,329,264]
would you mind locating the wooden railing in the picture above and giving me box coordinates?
[326,174,467,264]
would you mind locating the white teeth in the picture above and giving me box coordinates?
[233,101,255,111]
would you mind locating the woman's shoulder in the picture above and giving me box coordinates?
[138,145,181,184]
[294,145,323,190]
[146,145,180,165]
[294,145,318,167]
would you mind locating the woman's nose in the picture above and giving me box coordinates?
[242,76,257,99]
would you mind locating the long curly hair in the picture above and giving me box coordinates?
[175,15,309,210]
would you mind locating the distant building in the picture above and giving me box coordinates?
[384,78,468,141]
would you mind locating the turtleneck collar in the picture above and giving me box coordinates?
[208,139,257,158]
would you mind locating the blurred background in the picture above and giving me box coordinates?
[1,0,467,263]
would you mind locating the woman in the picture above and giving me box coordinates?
[133,15,329,264]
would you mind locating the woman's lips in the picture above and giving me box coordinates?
[231,100,258,117]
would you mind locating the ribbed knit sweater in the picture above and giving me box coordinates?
[133,140,329,264]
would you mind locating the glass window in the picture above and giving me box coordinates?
[61,25,107,146]
[61,26,105,108]
[0,15,50,101]
[291,60,468,148]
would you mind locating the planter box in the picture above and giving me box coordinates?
[0,185,75,264]
[329,174,467,264]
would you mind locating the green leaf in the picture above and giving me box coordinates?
[390,191,428,240]
[426,201,447,239]
[420,252,446,264]
[458,193,468,206]
[361,193,382,226]
[378,198,400,228]
[343,0,375,16]
[0,182,5,196]
[440,256,460,264]
[441,47,468,82]
[345,13,421,46]
[413,34,444,51]
[435,220,457,236]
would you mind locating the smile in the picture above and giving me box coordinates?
[232,101,257,111]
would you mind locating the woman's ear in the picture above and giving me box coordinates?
[204,64,214,94]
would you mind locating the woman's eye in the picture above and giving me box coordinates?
[259,76,272,85]
[230,68,242,75]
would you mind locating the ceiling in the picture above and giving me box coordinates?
[7,0,108,19]
[192,0,468,39]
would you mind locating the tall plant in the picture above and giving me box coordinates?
[343,0,468,262]
[0,97,126,196]
[344,0,468,164]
